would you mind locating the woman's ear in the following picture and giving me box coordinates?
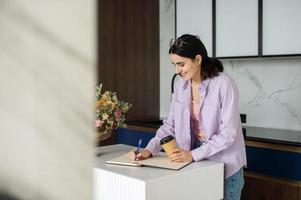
[195,55,202,65]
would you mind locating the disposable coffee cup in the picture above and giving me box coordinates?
[160,135,177,159]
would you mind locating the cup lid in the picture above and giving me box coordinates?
[160,135,175,145]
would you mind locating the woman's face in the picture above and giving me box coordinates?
[169,54,201,81]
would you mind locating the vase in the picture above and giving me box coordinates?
[97,129,112,141]
[96,128,118,148]
[97,128,113,141]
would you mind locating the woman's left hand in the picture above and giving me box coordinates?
[170,148,193,162]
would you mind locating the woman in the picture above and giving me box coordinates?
[131,34,247,199]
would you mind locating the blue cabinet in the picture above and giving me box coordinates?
[117,128,155,148]
[246,146,301,181]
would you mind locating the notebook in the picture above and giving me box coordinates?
[106,152,192,170]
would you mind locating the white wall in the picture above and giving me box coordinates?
[0,0,95,199]
[160,0,301,131]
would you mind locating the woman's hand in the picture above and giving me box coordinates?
[130,149,152,161]
[170,148,193,162]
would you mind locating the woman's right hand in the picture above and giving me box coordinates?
[130,149,152,161]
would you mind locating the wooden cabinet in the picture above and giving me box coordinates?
[242,171,301,200]
[243,140,301,200]
[97,0,159,120]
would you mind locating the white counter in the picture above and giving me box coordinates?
[94,144,224,200]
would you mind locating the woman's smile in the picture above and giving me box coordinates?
[170,53,201,82]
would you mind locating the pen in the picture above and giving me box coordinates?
[134,139,142,161]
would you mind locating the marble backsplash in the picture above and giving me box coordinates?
[0,0,95,199]
[160,0,176,118]
[224,59,301,131]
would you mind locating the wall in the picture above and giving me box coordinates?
[0,0,95,199]
[160,0,176,117]
[160,0,301,131]
[98,0,159,121]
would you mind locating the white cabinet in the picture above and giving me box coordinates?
[176,0,301,58]
[176,0,213,56]
[262,0,301,55]
[216,0,258,57]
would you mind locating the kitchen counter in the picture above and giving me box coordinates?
[244,126,301,147]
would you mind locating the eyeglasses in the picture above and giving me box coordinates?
[169,35,201,48]
[169,38,190,48]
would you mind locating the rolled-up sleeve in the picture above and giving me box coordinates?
[191,76,241,161]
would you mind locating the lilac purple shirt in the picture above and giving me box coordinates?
[145,72,247,178]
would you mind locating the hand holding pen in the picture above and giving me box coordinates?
[130,139,152,161]
[134,139,142,161]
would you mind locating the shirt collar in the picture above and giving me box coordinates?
[181,78,211,104]
[199,78,211,92]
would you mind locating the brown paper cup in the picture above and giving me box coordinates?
[160,135,177,159]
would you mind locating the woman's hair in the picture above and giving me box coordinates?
[169,34,223,81]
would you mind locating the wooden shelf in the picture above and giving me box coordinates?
[245,140,301,153]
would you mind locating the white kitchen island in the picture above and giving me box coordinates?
[94,144,224,200]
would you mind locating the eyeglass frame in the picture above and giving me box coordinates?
[169,35,200,48]
[169,38,189,48]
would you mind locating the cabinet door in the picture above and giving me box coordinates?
[216,0,258,57]
[242,171,300,200]
[176,0,213,56]
[263,0,301,55]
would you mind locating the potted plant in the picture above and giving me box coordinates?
[94,84,132,141]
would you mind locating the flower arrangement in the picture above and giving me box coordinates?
[95,84,132,136]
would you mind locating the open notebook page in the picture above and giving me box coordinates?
[106,152,191,170]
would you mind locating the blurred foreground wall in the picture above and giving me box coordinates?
[0,0,96,199]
